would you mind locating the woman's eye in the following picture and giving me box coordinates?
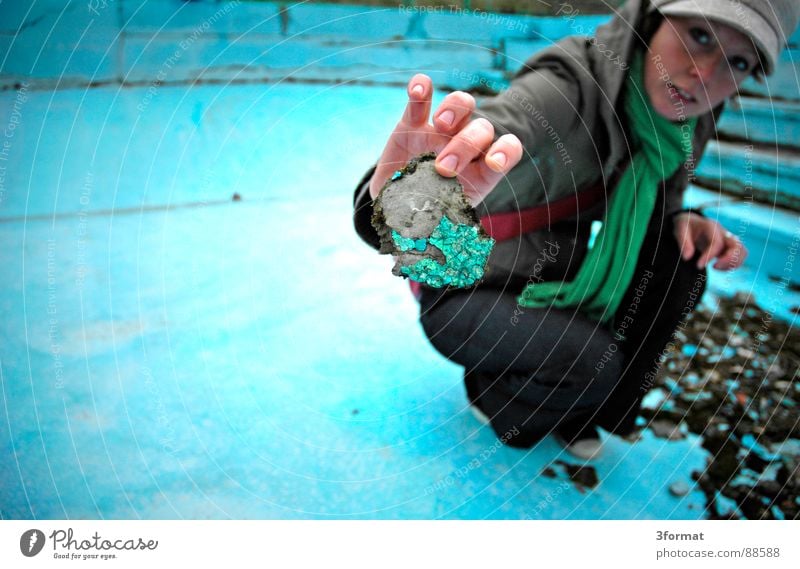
[730,56,750,73]
[689,27,712,46]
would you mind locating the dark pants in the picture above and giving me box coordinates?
[419,213,707,448]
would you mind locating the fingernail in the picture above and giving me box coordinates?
[438,110,455,126]
[490,152,507,168]
[411,84,424,96]
[438,154,458,173]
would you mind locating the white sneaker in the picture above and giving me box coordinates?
[469,404,491,426]
[558,436,604,460]
[554,426,603,460]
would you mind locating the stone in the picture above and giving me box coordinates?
[371,153,494,288]
[669,480,690,497]
[649,419,686,440]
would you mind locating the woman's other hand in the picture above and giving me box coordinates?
[369,73,523,207]
[673,211,748,271]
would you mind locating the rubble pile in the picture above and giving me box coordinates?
[646,292,800,519]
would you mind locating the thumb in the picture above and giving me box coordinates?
[675,219,695,261]
[680,237,695,261]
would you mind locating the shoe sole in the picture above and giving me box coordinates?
[553,434,603,461]
[469,404,491,426]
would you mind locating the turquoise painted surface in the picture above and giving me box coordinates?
[394,216,494,288]
[0,180,714,519]
[695,141,800,211]
[0,63,708,524]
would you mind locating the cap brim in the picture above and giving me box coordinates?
[656,0,778,74]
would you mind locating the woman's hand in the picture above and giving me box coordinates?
[369,73,523,207]
[673,211,747,270]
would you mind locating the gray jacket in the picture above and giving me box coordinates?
[353,0,721,289]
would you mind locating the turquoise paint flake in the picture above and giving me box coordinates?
[391,231,418,252]
[398,216,494,288]
[588,220,603,250]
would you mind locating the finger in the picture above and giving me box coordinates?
[461,134,524,206]
[485,133,524,173]
[432,91,476,135]
[697,229,725,269]
[401,73,432,128]
[713,235,747,270]
[435,118,495,177]
[674,217,695,261]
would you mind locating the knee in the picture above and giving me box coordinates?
[420,306,463,356]
[418,292,479,364]
[572,338,625,401]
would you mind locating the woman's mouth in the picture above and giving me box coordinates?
[670,85,696,104]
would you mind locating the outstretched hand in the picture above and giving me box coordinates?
[369,73,523,207]
[674,211,747,271]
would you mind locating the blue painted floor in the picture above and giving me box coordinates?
[0,80,718,520]
[1,1,798,520]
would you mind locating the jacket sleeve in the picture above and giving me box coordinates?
[478,68,581,157]
[663,161,691,217]
[352,163,380,250]
[474,64,585,214]
[663,104,723,216]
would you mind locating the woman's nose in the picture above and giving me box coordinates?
[689,51,722,84]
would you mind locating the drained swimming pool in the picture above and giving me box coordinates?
[1,0,798,520]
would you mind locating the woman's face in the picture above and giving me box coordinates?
[644,16,760,120]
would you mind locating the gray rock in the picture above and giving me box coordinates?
[669,480,691,497]
[371,153,484,279]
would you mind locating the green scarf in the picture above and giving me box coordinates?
[518,51,697,323]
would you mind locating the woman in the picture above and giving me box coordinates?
[352,0,799,459]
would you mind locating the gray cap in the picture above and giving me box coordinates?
[650,0,800,74]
